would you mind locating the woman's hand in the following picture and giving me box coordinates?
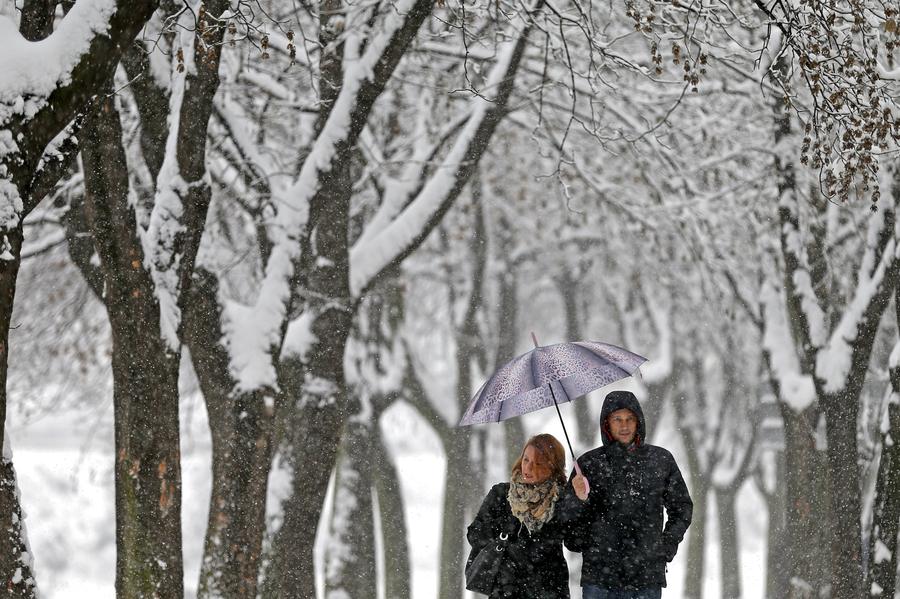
[572,474,589,501]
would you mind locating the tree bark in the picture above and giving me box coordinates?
[77,5,226,591]
[820,389,865,598]
[683,474,708,599]
[762,450,790,599]
[559,268,595,447]
[492,219,526,465]
[673,377,708,599]
[325,415,378,599]
[716,487,741,599]
[184,268,277,599]
[326,278,410,599]
[868,297,900,598]
[780,407,830,598]
[1,428,37,598]
[79,91,185,598]
[267,321,353,599]
[0,3,157,595]
[868,338,900,598]
[374,423,412,599]
[440,203,488,599]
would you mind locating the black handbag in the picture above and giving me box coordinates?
[465,529,511,594]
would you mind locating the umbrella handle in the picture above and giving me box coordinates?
[546,381,591,496]
[573,460,590,495]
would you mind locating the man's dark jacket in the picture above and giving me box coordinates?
[467,482,571,598]
[560,390,693,590]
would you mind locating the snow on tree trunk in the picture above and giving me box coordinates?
[325,277,410,599]
[766,49,900,597]
[185,269,276,599]
[1,430,36,598]
[79,89,185,597]
[0,2,158,594]
[75,5,228,593]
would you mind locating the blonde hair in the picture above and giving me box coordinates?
[510,433,567,485]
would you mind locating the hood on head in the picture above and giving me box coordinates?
[599,390,646,446]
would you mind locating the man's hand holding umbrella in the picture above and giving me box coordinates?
[572,473,590,501]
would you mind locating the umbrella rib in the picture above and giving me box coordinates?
[528,350,541,399]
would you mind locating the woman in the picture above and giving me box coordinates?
[466,433,573,598]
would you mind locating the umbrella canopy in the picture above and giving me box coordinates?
[459,339,647,426]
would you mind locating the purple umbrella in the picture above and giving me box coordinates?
[459,333,647,488]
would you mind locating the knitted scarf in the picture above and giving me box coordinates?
[507,473,560,534]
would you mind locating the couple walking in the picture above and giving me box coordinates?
[466,390,693,599]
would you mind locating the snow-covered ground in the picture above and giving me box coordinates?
[8,390,766,598]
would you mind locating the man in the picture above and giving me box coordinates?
[562,390,692,599]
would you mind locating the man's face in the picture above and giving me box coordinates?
[607,408,638,445]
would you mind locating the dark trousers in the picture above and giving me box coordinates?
[581,586,662,599]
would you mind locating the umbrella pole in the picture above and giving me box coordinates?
[547,383,586,481]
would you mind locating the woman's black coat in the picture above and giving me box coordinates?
[466,482,572,598]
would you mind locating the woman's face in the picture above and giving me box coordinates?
[521,445,552,484]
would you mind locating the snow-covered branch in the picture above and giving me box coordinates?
[350,7,544,298]
[761,281,816,413]
[222,0,437,392]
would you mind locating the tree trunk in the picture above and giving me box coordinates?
[267,329,353,599]
[439,199,489,599]
[559,269,595,448]
[868,338,900,598]
[716,486,741,599]
[185,269,277,599]
[493,254,526,465]
[259,4,444,593]
[0,2,157,596]
[1,428,37,598]
[374,423,411,599]
[763,450,790,599]
[439,430,472,599]
[0,218,29,597]
[77,4,225,591]
[683,475,708,599]
[265,159,355,596]
[673,380,708,599]
[820,390,865,598]
[80,92,185,599]
[642,378,670,444]
[325,415,378,599]
[780,407,829,598]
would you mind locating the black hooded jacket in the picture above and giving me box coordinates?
[560,391,693,590]
[466,482,572,598]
